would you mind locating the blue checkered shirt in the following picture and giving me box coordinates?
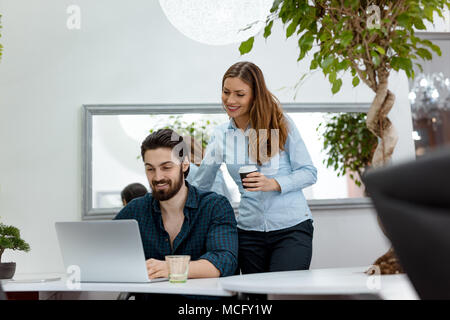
[114,182,238,277]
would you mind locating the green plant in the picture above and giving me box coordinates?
[0,223,31,263]
[149,115,217,150]
[240,0,450,168]
[317,112,378,186]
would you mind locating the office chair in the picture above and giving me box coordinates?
[363,147,450,300]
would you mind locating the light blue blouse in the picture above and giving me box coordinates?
[191,114,317,232]
[186,163,233,204]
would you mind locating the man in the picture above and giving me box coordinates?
[114,129,238,282]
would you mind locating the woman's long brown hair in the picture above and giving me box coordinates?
[222,61,288,165]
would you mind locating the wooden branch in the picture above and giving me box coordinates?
[349,57,376,91]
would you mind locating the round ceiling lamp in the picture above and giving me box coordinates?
[158,0,274,46]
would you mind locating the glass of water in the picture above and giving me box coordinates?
[165,255,190,283]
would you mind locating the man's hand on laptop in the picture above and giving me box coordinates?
[146,258,169,279]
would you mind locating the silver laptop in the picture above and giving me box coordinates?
[55,220,167,283]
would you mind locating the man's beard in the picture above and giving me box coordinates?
[150,167,184,201]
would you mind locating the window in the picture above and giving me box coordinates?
[83,103,372,220]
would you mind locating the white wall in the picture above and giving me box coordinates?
[310,207,391,269]
[0,0,412,274]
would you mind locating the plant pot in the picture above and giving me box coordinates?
[0,262,16,279]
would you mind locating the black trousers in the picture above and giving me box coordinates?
[238,219,314,274]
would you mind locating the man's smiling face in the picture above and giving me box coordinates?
[143,147,188,201]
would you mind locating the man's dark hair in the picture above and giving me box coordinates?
[121,183,148,204]
[141,129,190,178]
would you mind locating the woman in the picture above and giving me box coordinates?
[192,61,317,275]
[183,135,233,203]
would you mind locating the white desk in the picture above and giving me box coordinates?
[1,273,234,298]
[2,267,419,300]
[220,266,419,300]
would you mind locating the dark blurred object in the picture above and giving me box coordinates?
[0,283,6,300]
[363,148,450,300]
[121,183,147,206]
[409,73,450,157]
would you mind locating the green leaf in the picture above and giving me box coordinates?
[413,18,427,30]
[239,37,254,55]
[430,43,442,56]
[270,0,283,13]
[319,30,330,42]
[298,32,314,50]
[329,71,337,83]
[297,32,314,61]
[340,31,353,47]
[263,20,274,38]
[321,55,334,71]
[415,63,424,73]
[331,79,343,94]
[371,51,381,67]
[424,6,434,21]
[375,46,385,55]
[391,57,413,76]
[416,48,433,60]
[397,13,411,28]
[286,18,299,38]
[352,76,360,87]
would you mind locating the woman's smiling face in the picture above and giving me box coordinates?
[222,77,253,127]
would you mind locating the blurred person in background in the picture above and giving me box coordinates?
[121,182,148,206]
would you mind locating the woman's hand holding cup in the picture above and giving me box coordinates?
[239,166,281,192]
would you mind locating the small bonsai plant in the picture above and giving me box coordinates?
[0,223,30,279]
[317,112,378,187]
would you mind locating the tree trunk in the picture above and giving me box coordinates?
[365,76,403,275]
[366,78,398,168]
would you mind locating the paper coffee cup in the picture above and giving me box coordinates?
[239,165,258,189]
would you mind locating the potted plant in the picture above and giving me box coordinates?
[317,112,378,189]
[240,0,449,274]
[0,223,31,279]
